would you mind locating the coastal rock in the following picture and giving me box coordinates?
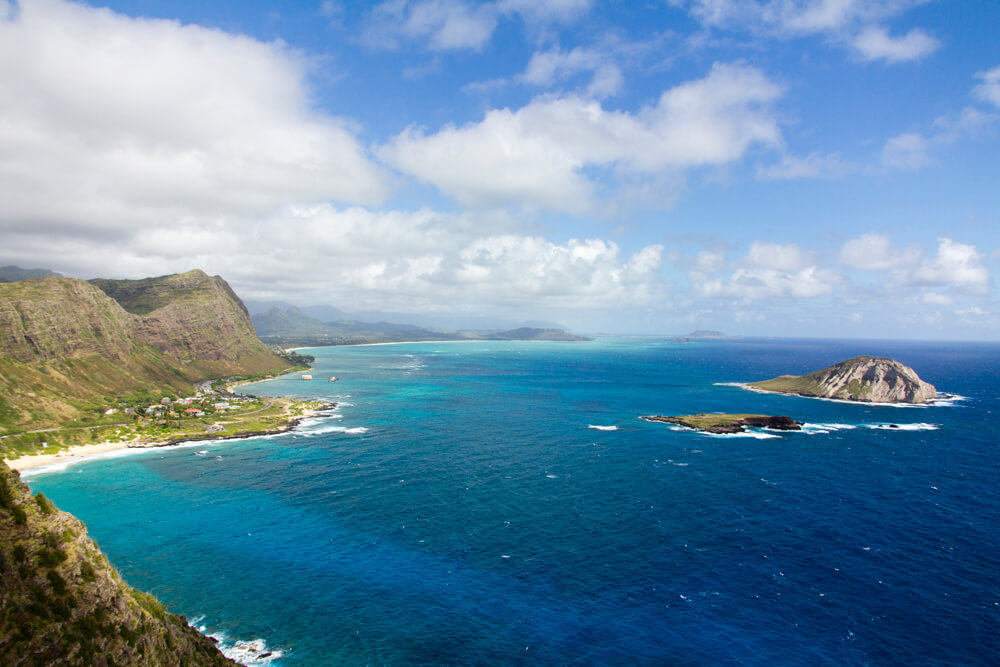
[0,461,235,665]
[644,414,802,434]
[748,356,937,404]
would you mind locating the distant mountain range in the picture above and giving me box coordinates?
[0,265,63,282]
[248,303,590,346]
[244,300,568,335]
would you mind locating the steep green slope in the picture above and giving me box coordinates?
[0,462,235,665]
[0,271,291,449]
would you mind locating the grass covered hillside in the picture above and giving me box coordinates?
[0,461,236,665]
[0,271,295,456]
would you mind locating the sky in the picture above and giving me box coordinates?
[1,0,999,339]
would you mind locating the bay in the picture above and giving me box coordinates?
[24,338,1000,665]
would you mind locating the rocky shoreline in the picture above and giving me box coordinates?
[643,414,802,434]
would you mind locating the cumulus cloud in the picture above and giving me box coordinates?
[840,233,919,270]
[914,238,989,293]
[700,266,839,300]
[839,235,989,294]
[922,292,952,306]
[882,132,932,169]
[851,25,939,63]
[680,0,938,64]
[0,0,389,237]
[381,62,784,213]
[974,65,1000,109]
[520,46,625,98]
[693,240,839,300]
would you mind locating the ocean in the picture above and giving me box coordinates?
[23,337,1000,665]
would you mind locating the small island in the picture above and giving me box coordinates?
[747,355,937,405]
[643,413,802,434]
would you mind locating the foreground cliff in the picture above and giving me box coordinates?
[0,270,289,445]
[749,356,937,404]
[0,462,235,665]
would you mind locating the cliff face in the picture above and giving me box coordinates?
[0,270,288,435]
[93,270,284,376]
[750,356,937,404]
[0,462,235,666]
[0,278,138,363]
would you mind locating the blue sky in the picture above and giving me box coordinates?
[1,0,999,339]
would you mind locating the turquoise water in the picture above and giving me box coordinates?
[24,338,1000,665]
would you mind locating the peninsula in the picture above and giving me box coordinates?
[747,355,937,404]
[643,413,802,434]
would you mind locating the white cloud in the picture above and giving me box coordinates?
[362,0,592,52]
[851,25,939,63]
[756,151,853,180]
[681,1,938,63]
[694,240,839,300]
[521,46,624,98]
[700,265,839,299]
[973,65,1000,109]
[381,62,784,213]
[922,292,952,306]
[363,0,498,51]
[840,235,990,295]
[840,233,920,270]
[914,238,989,293]
[0,0,389,237]
[882,132,932,170]
[746,241,813,271]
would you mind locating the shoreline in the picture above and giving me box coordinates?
[285,339,486,352]
[4,403,334,473]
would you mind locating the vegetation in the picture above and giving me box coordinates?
[0,271,302,455]
[0,462,235,665]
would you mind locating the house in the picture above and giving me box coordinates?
[183,408,204,416]
[104,408,118,415]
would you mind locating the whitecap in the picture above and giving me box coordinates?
[705,431,782,440]
[867,423,939,431]
[587,424,618,431]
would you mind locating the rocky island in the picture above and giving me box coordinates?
[643,413,802,434]
[747,355,937,404]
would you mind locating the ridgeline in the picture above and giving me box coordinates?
[0,270,294,456]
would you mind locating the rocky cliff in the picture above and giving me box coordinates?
[0,270,289,436]
[0,461,235,666]
[92,270,284,377]
[749,356,937,404]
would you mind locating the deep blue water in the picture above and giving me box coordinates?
[24,338,1000,665]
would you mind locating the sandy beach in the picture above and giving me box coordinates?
[4,440,135,472]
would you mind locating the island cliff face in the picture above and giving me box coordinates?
[749,356,937,404]
[0,462,235,665]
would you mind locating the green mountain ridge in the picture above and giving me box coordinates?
[0,270,290,446]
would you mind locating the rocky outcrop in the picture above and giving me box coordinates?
[644,414,802,434]
[749,356,937,404]
[0,462,235,666]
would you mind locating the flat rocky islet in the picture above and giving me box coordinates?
[747,355,937,404]
[643,413,802,434]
